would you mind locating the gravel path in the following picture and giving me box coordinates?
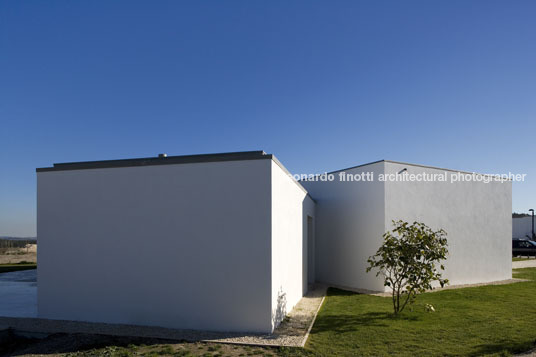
[0,284,326,348]
[210,284,326,347]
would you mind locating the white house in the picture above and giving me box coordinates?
[301,160,512,292]
[36,151,512,333]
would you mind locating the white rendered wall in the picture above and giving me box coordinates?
[38,159,273,333]
[301,162,386,292]
[513,217,534,239]
[270,160,315,330]
[384,162,512,287]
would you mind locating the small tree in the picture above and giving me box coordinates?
[366,220,449,315]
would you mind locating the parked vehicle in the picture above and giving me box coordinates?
[512,238,536,256]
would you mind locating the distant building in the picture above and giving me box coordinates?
[513,216,534,239]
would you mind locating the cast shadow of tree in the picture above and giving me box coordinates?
[469,340,536,357]
[310,288,420,335]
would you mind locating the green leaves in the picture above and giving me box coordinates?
[366,220,449,315]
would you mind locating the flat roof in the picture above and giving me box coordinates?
[36,150,313,196]
[327,159,498,177]
[36,151,271,172]
[37,153,500,179]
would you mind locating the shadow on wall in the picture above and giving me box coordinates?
[272,288,287,329]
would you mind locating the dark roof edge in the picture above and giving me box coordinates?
[36,150,314,199]
[36,151,269,172]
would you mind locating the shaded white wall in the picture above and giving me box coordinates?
[38,159,274,333]
[513,217,534,239]
[301,162,386,292]
[384,162,512,287]
[302,160,511,292]
[270,161,315,330]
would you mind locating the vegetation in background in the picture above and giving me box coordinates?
[0,263,36,273]
[512,213,531,218]
[0,238,37,257]
[0,238,36,249]
[367,221,449,314]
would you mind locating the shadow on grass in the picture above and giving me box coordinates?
[312,311,421,335]
[311,288,422,335]
[469,339,536,357]
[312,311,391,333]
[327,288,358,297]
[0,330,180,357]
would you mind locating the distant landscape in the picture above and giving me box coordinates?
[0,237,37,266]
[0,238,37,249]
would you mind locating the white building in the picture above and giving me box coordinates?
[302,160,512,292]
[37,151,512,333]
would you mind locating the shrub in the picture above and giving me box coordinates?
[366,220,449,314]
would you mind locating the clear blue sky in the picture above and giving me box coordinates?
[1,1,535,236]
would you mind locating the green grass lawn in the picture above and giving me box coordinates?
[305,268,536,356]
[0,262,36,273]
[5,269,536,356]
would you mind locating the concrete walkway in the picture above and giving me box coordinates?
[513,259,536,269]
[0,284,326,348]
[2,265,533,349]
